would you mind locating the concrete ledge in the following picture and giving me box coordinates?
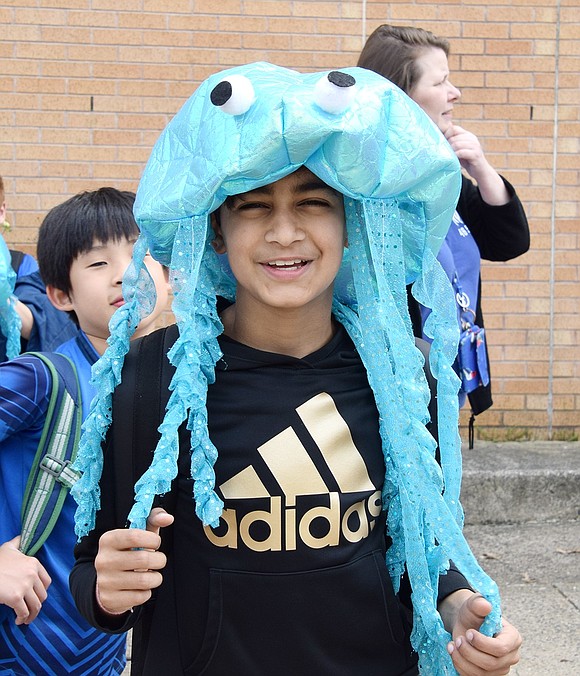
[460,441,580,525]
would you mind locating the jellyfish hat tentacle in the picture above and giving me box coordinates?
[127,216,225,529]
[71,234,154,534]
[339,197,502,668]
[0,235,22,360]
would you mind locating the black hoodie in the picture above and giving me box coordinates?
[71,323,468,675]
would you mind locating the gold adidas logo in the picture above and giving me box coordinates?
[204,392,382,552]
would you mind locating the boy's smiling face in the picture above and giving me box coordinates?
[213,168,345,320]
[48,236,169,354]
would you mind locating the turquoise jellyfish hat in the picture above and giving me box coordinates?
[0,233,22,360]
[73,62,501,673]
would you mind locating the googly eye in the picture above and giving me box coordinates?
[313,71,357,115]
[210,75,256,116]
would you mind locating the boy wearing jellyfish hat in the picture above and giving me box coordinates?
[70,63,522,675]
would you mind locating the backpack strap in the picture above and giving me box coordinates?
[9,249,25,275]
[109,324,178,526]
[99,324,178,675]
[19,352,82,556]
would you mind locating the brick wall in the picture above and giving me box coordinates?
[1,0,578,440]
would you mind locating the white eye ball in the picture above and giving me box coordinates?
[314,71,357,114]
[210,75,256,116]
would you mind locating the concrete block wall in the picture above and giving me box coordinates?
[1,0,578,440]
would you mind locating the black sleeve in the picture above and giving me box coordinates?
[70,402,146,633]
[69,555,136,633]
[397,561,472,614]
[408,339,472,602]
[456,175,530,261]
[70,325,178,633]
[437,563,473,602]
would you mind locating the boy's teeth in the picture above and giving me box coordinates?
[269,259,304,267]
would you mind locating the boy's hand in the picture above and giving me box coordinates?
[442,590,522,675]
[0,536,51,625]
[94,508,174,616]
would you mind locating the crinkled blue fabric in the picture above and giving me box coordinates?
[0,235,21,360]
[72,62,501,673]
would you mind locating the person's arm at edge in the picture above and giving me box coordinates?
[11,253,38,340]
[14,270,78,351]
[0,536,51,625]
[14,299,33,340]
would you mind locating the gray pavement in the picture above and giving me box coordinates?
[461,440,579,526]
[462,441,580,675]
[123,441,580,674]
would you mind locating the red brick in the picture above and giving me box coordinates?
[1,1,578,441]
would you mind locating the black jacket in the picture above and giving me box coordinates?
[408,175,530,415]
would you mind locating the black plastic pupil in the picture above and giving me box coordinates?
[327,71,355,88]
[210,81,233,106]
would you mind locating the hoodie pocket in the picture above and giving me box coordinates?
[187,549,415,676]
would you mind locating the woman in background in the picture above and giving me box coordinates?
[358,25,530,440]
